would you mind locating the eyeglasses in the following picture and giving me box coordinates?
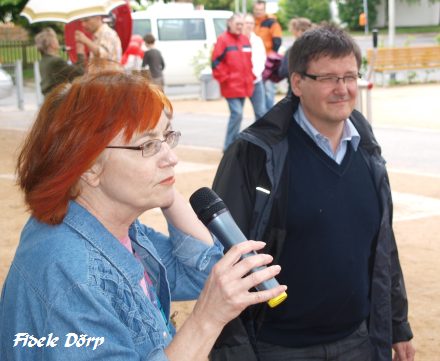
[106,130,181,158]
[302,72,361,86]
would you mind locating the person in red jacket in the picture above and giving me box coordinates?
[212,14,255,151]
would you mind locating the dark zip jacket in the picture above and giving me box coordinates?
[211,94,413,361]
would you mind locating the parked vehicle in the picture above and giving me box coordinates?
[0,65,13,99]
[131,4,232,85]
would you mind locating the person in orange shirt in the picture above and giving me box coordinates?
[253,0,283,109]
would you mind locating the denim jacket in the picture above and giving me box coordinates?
[0,201,223,360]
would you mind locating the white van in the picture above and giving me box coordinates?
[131,4,232,85]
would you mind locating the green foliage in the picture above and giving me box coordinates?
[390,25,440,34]
[407,70,417,83]
[436,33,440,45]
[191,46,213,79]
[0,0,65,38]
[402,0,440,3]
[337,0,380,31]
[0,0,27,23]
[278,0,331,26]
[193,0,235,11]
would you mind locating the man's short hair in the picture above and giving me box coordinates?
[289,17,313,34]
[35,27,57,55]
[143,33,156,45]
[253,1,266,8]
[288,24,362,76]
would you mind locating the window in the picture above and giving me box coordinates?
[132,19,152,37]
[213,18,228,38]
[157,19,206,41]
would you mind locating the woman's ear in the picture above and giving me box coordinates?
[80,162,104,187]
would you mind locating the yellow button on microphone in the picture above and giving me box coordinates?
[267,291,287,308]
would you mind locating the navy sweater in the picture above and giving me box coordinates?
[258,120,381,348]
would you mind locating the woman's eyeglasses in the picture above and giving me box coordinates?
[106,130,181,158]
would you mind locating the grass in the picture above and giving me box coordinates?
[23,67,34,81]
[348,25,440,36]
[284,25,440,37]
[392,25,440,34]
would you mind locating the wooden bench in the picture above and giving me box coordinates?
[366,45,440,85]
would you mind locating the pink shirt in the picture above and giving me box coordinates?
[119,236,154,301]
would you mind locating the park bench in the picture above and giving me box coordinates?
[366,45,440,85]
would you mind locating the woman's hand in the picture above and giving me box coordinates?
[165,240,286,361]
[192,240,286,330]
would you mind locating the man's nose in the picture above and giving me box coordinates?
[334,77,349,92]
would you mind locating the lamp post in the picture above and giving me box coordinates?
[363,0,369,34]
[388,0,395,47]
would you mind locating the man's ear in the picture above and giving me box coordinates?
[290,72,303,97]
[80,162,103,187]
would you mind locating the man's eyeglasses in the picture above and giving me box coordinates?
[302,72,361,86]
[106,130,181,158]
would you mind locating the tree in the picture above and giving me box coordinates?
[0,0,66,37]
[193,0,236,11]
[337,0,381,30]
[0,0,27,23]
[402,0,440,3]
[278,0,331,28]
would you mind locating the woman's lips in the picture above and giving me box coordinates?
[160,176,175,185]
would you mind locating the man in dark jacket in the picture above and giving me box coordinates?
[212,24,415,361]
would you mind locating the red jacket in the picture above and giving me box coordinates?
[211,31,255,98]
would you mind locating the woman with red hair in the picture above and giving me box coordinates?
[0,70,285,360]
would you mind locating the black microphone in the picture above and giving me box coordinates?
[189,187,287,308]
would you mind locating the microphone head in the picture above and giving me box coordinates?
[189,187,227,225]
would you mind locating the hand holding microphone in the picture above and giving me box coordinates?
[190,187,287,309]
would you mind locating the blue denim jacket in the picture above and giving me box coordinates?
[0,201,223,360]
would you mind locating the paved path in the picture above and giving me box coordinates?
[1,83,440,178]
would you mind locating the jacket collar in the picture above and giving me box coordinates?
[63,201,144,286]
[242,93,381,155]
[242,93,299,145]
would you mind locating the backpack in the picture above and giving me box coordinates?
[262,52,283,83]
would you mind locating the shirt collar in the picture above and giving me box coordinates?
[294,103,360,151]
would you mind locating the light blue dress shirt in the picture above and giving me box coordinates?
[294,104,361,164]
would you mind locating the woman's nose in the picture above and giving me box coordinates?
[158,143,178,167]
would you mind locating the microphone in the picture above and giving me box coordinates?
[189,187,287,308]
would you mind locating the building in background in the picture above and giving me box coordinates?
[375,0,440,27]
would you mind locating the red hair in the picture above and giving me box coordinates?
[16,70,172,225]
